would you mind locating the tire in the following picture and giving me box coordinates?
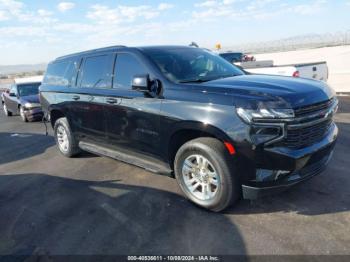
[19,106,28,122]
[3,103,12,116]
[174,137,240,212]
[54,117,81,157]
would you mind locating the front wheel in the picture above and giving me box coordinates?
[54,117,81,157]
[174,137,240,212]
[3,103,12,116]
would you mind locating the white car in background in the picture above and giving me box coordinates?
[236,60,328,82]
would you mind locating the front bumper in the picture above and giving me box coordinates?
[241,123,338,199]
[24,107,44,122]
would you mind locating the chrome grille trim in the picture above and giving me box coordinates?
[281,98,337,149]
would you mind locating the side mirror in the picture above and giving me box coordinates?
[9,92,16,97]
[132,74,150,92]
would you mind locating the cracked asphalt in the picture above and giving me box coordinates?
[0,97,349,256]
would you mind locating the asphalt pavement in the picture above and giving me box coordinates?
[0,97,349,256]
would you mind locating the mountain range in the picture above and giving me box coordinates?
[0,63,47,75]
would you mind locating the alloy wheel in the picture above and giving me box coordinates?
[56,125,70,152]
[181,154,220,201]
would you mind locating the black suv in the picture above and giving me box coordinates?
[40,45,338,212]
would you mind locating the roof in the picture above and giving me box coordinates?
[14,75,43,84]
[54,45,197,61]
[136,45,196,51]
[55,45,127,61]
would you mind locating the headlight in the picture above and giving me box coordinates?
[236,107,294,123]
[24,102,41,109]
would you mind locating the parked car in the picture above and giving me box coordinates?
[2,77,43,122]
[220,52,328,82]
[40,45,338,212]
[219,52,255,63]
[237,60,329,82]
[219,52,244,63]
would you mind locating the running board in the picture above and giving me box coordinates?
[79,141,172,176]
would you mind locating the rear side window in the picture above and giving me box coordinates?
[113,53,147,89]
[44,60,78,86]
[79,55,113,88]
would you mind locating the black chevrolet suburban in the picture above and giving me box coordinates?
[40,45,338,212]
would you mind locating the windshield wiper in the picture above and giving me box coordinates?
[178,78,213,83]
[214,74,239,80]
[179,74,239,83]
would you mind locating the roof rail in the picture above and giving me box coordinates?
[55,45,128,61]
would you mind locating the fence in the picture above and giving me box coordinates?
[222,31,350,54]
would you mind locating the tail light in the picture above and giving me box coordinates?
[292,71,300,78]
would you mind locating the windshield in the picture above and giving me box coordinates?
[144,48,244,83]
[17,83,40,97]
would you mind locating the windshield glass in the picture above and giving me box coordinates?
[144,48,244,83]
[17,83,40,97]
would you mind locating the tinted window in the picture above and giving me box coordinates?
[17,83,41,97]
[143,48,244,83]
[79,55,112,88]
[113,53,147,89]
[44,60,78,86]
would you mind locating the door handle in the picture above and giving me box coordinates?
[106,98,118,104]
[72,95,80,101]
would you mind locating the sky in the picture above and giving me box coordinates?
[0,0,350,65]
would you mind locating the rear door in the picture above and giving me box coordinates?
[105,52,162,157]
[72,53,114,144]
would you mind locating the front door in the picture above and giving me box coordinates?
[5,85,19,113]
[105,52,162,157]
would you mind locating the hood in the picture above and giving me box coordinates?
[199,75,335,109]
[20,94,40,104]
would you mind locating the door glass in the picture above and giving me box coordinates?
[79,55,112,88]
[113,53,147,89]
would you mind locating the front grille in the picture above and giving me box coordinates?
[294,98,334,118]
[281,98,336,149]
[283,119,333,148]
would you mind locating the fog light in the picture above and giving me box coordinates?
[251,125,282,145]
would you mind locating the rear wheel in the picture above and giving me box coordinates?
[19,106,28,122]
[174,137,240,212]
[54,117,81,157]
[3,103,12,116]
